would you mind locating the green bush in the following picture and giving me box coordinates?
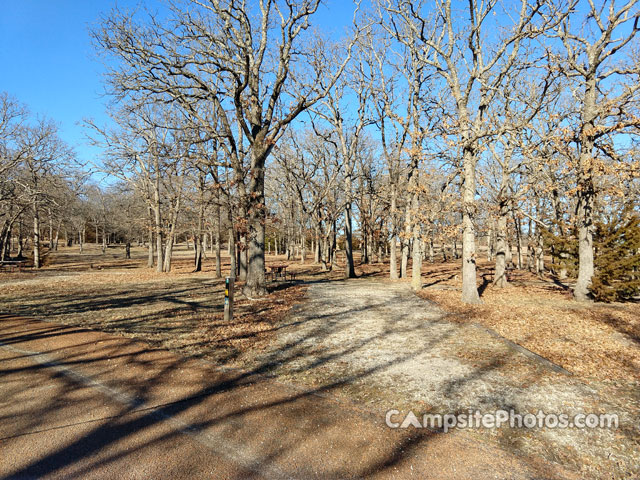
[541,221,578,278]
[591,213,640,302]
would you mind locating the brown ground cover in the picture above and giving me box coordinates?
[416,261,640,384]
[3,245,638,386]
[2,245,639,478]
[0,245,308,366]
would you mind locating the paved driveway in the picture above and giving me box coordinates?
[0,314,575,479]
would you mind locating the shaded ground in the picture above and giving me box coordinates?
[248,279,639,479]
[417,262,640,384]
[1,245,639,478]
[0,245,307,365]
[0,316,577,479]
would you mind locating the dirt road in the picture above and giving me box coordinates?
[0,314,576,479]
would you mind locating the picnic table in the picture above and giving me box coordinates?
[267,264,296,282]
[0,260,28,272]
[268,264,288,281]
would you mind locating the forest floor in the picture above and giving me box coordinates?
[1,244,638,478]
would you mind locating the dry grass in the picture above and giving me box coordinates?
[0,244,308,366]
[5,246,638,385]
[0,245,389,367]
[2,245,639,478]
[414,261,640,384]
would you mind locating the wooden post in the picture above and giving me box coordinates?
[224,276,235,322]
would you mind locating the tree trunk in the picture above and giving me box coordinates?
[321,231,331,272]
[487,224,493,261]
[194,198,204,272]
[362,220,369,265]
[331,220,338,269]
[18,228,25,257]
[48,210,54,249]
[410,190,422,291]
[53,219,61,251]
[32,201,41,268]
[300,223,306,265]
[0,224,8,261]
[575,200,594,300]
[400,201,411,278]
[344,181,356,278]
[163,233,174,272]
[229,227,237,278]
[147,228,154,268]
[154,203,164,273]
[574,77,597,301]
[314,224,321,264]
[194,236,202,272]
[535,229,544,275]
[243,149,267,298]
[494,203,509,288]
[215,203,222,278]
[526,217,533,271]
[513,212,523,269]
[163,200,180,273]
[389,235,398,279]
[461,146,480,303]
[411,238,423,291]
[238,235,248,280]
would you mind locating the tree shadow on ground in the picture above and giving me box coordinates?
[0,251,630,479]
[0,300,581,480]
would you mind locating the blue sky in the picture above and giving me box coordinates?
[0,0,358,168]
[0,1,137,165]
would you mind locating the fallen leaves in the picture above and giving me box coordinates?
[418,265,640,383]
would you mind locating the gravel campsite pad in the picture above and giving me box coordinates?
[248,279,639,479]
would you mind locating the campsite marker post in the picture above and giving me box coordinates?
[224,277,234,321]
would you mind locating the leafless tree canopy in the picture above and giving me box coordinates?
[2,0,639,303]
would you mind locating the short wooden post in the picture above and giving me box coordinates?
[224,276,235,321]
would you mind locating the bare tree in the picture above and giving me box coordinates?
[373,7,439,287]
[311,47,374,278]
[0,93,29,259]
[87,101,192,272]
[15,119,74,268]
[483,69,557,286]
[94,0,359,297]
[551,0,640,300]
[382,0,559,303]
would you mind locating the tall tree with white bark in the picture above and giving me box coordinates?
[550,0,640,300]
[382,0,561,303]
